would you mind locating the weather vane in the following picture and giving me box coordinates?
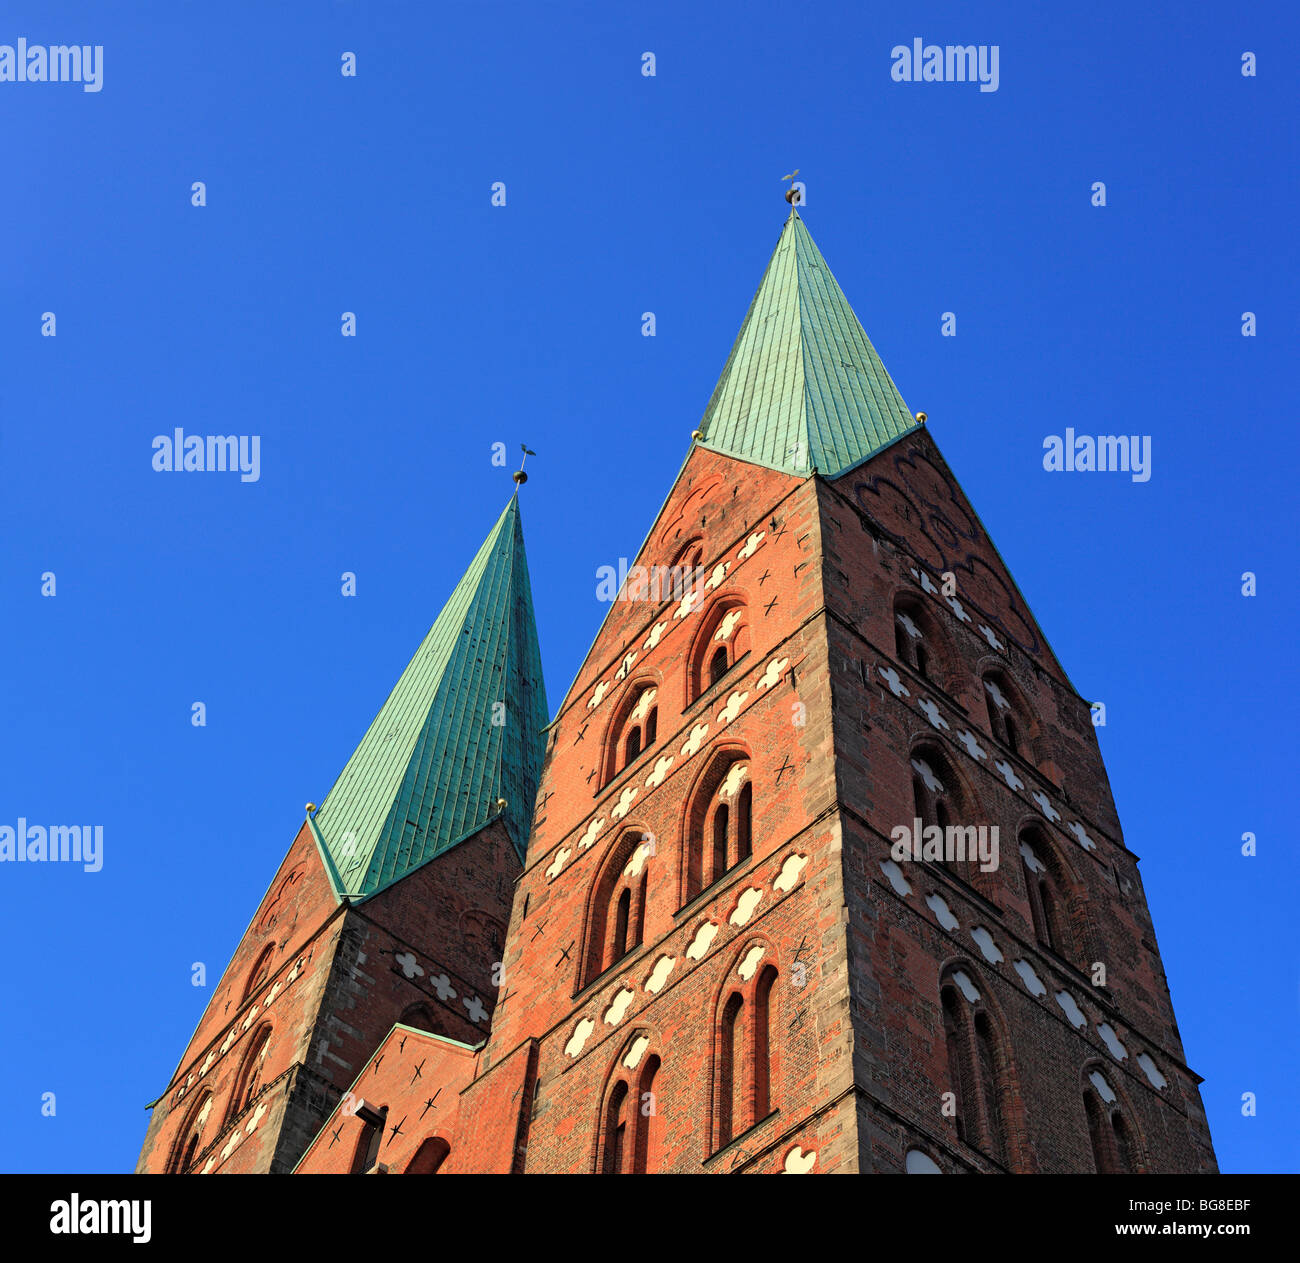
[514,444,536,485]
[782,169,802,205]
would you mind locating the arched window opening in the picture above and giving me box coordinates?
[717,992,744,1149]
[894,597,942,686]
[1019,828,1077,964]
[939,974,1012,1166]
[406,1137,450,1174]
[399,1003,438,1035]
[632,1055,662,1174]
[603,683,660,785]
[736,783,753,863]
[350,1102,388,1174]
[689,601,750,702]
[714,960,780,1154]
[602,1080,630,1174]
[974,1013,1005,1164]
[684,753,753,904]
[753,966,777,1121]
[582,832,652,987]
[224,1023,272,1125]
[1112,1113,1134,1173]
[242,943,276,1003]
[167,1090,212,1174]
[911,746,976,885]
[983,671,1032,763]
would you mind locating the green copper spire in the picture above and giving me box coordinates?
[697,210,918,478]
[313,496,547,899]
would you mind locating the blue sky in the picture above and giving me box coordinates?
[2,1,1295,1173]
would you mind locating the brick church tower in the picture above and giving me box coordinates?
[145,209,1218,1176]
[136,496,548,1173]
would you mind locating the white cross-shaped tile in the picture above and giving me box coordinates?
[196,1096,213,1132]
[644,956,675,993]
[878,665,910,698]
[738,530,765,561]
[604,988,635,1025]
[717,691,748,725]
[644,621,667,651]
[1019,842,1046,874]
[984,679,1010,710]
[681,723,709,757]
[946,595,971,623]
[774,853,809,893]
[645,755,674,789]
[895,611,922,639]
[917,698,949,731]
[630,687,658,722]
[431,974,457,1002]
[615,651,638,681]
[587,681,609,710]
[674,588,702,620]
[394,951,424,980]
[955,729,987,761]
[578,817,605,849]
[685,921,718,961]
[925,892,960,931]
[911,568,938,595]
[718,763,749,800]
[564,1018,594,1058]
[1068,822,1096,852]
[714,609,743,642]
[1031,791,1060,822]
[612,785,638,820]
[757,656,790,690]
[729,888,763,927]
[545,847,571,881]
[979,624,1003,651]
[705,561,731,591]
[910,757,944,793]
[463,994,488,1024]
[994,759,1023,791]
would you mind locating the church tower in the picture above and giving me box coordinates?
[293,208,1217,1177]
[136,495,547,1173]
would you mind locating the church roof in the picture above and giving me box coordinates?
[697,210,919,478]
[312,495,547,899]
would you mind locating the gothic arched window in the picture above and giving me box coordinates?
[406,1137,450,1174]
[1019,826,1079,965]
[894,594,946,685]
[1083,1070,1137,1173]
[683,751,753,904]
[983,671,1029,760]
[713,957,778,1153]
[602,682,660,785]
[350,1101,388,1174]
[242,943,276,1003]
[224,1023,272,1126]
[938,969,1013,1166]
[688,600,750,702]
[166,1090,212,1174]
[581,831,652,987]
[598,1041,662,1174]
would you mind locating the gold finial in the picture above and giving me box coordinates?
[782,169,802,205]
[915,412,927,424]
[513,444,536,485]
[305,802,317,814]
